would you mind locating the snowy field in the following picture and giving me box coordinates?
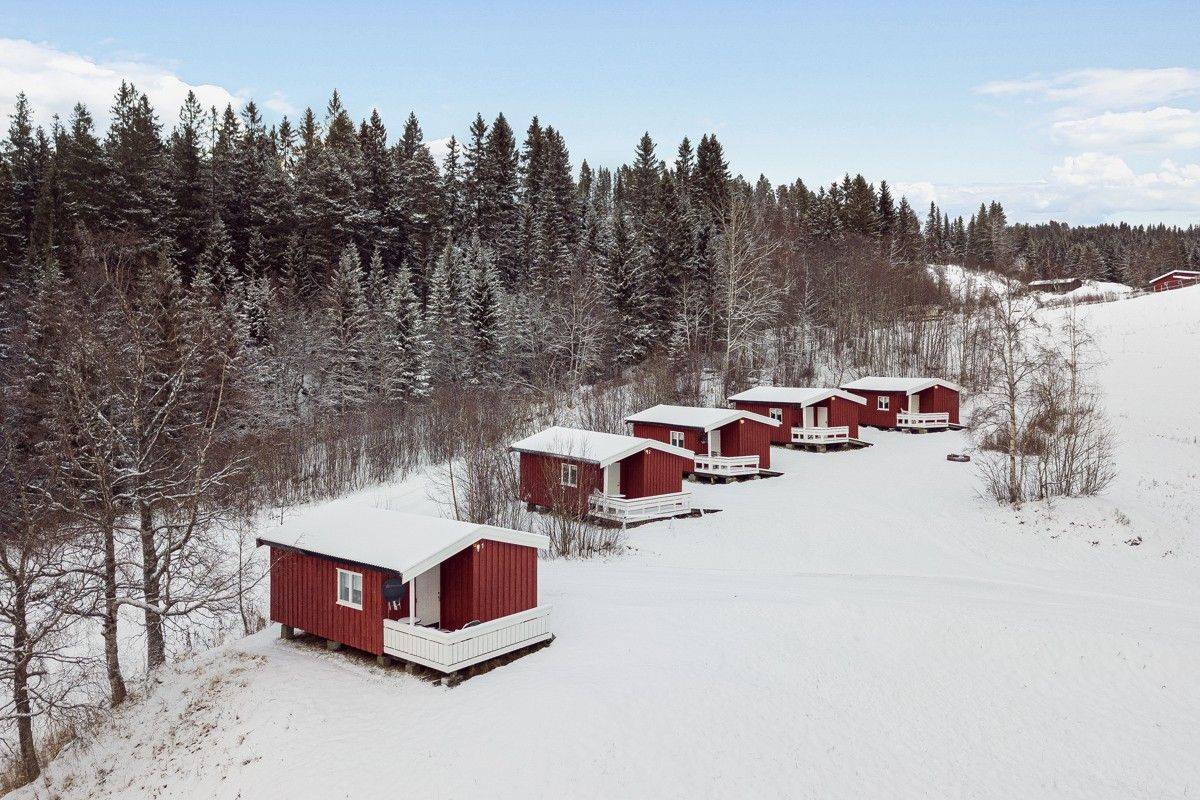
[14,286,1200,799]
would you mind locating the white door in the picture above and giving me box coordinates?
[709,428,722,455]
[803,406,814,428]
[816,407,829,427]
[605,462,621,495]
[414,564,441,626]
[909,394,920,413]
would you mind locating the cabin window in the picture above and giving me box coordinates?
[337,568,363,610]
[769,407,783,423]
[561,462,578,487]
[877,396,890,411]
[670,430,686,448]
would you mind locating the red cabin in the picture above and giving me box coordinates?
[1148,269,1200,292]
[728,387,868,450]
[624,404,780,479]
[258,506,552,674]
[839,377,961,432]
[510,426,695,525]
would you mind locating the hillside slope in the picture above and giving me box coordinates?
[14,286,1200,800]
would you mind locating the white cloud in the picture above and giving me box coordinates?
[1051,106,1200,151]
[899,155,1200,226]
[263,90,297,117]
[426,136,454,166]
[976,68,1200,114]
[0,38,291,129]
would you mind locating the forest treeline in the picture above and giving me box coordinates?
[3,85,1197,407]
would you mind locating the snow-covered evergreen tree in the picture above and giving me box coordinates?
[321,243,370,410]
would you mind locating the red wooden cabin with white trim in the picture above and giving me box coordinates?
[510,426,695,525]
[839,376,961,432]
[259,506,552,674]
[1148,269,1200,293]
[624,404,780,478]
[727,387,868,450]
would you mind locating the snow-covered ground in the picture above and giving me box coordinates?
[15,285,1200,800]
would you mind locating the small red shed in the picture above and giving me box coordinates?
[624,404,780,478]
[727,387,868,450]
[510,426,695,525]
[839,376,961,432]
[1148,269,1200,293]
[258,506,552,674]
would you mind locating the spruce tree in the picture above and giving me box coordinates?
[479,113,520,287]
[167,92,210,279]
[321,243,370,410]
[379,258,430,400]
[464,236,502,386]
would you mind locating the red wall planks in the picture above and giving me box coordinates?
[438,540,538,631]
[731,399,861,442]
[915,385,960,424]
[716,418,774,468]
[268,546,388,655]
[620,448,691,498]
[630,421,703,454]
[519,452,603,512]
[854,390,905,428]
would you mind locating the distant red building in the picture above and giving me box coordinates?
[259,506,551,674]
[727,387,867,450]
[1148,270,1200,293]
[510,426,695,525]
[839,377,960,432]
[625,404,780,478]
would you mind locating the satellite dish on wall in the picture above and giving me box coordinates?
[382,578,406,602]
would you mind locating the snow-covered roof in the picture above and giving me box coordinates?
[624,404,781,430]
[1148,269,1200,285]
[840,376,961,395]
[510,426,694,467]
[727,386,867,407]
[257,504,548,582]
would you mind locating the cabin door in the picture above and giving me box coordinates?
[414,564,441,626]
[816,407,829,427]
[605,462,621,496]
[709,428,722,455]
[802,407,814,428]
[909,394,920,413]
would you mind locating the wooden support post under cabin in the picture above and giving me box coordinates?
[280,625,294,640]
[325,639,342,651]
[376,654,392,667]
[687,473,697,482]
[404,662,417,675]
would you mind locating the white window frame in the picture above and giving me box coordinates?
[560,461,578,488]
[769,407,783,423]
[669,430,686,449]
[336,568,363,610]
[877,395,890,411]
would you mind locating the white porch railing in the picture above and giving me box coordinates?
[588,491,692,524]
[791,425,850,445]
[383,605,553,673]
[693,453,760,476]
[896,411,950,429]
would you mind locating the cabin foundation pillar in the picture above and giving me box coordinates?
[280,624,294,640]
[376,654,392,667]
[325,639,342,651]
[687,473,697,482]
[404,661,418,675]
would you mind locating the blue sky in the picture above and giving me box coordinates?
[2,1,1198,225]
